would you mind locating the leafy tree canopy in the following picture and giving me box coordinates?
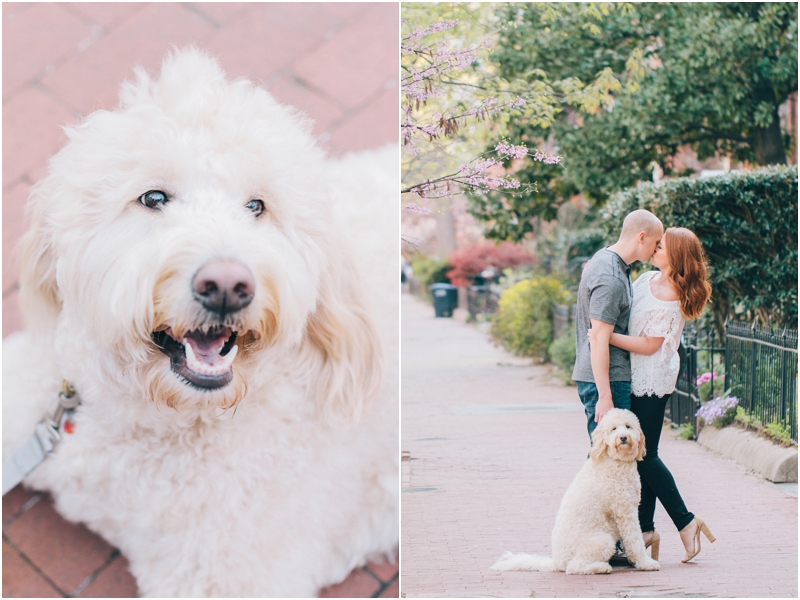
[471,2,797,241]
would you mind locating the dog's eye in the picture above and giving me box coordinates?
[246,199,265,218]
[138,190,169,209]
[612,426,617,431]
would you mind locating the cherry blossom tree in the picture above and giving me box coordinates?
[401,4,645,222]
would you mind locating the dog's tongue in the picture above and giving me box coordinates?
[183,328,231,365]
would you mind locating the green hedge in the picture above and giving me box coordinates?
[410,255,451,290]
[602,166,798,334]
[491,277,568,360]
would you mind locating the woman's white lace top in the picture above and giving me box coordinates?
[629,271,685,397]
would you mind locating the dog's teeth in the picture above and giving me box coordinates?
[182,339,238,376]
[183,339,198,364]
[222,345,239,368]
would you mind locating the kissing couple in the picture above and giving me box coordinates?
[574,209,716,563]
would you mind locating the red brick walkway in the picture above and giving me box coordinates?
[401,293,798,598]
[2,3,398,597]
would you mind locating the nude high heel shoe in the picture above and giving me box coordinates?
[681,517,715,563]
[645,530,661,560]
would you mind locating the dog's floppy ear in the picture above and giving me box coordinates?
[635,427,647,461]
[589,422,609,462]
[303,260,384,424]
[18,184,61,336]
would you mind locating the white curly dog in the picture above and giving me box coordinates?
[2,48,398,597]
[492,408,659,575]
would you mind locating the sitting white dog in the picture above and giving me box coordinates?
[2,48,398,597]
[492,409,659,575]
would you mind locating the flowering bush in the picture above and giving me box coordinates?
[696,395,739,429]
[696,371,726,403]
[491,277,568,360]
[446,241,533,287]
[695,372,720,386]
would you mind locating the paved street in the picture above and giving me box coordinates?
[401,293,798,598]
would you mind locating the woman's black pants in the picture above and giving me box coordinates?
[630,393,695,533]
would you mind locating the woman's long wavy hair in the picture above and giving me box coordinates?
[664,227,712,320]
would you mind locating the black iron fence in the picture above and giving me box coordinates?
[668,321,798,443]
[725,321,798,443]
[667,325,724,436]
[466,285,499,320]
[553,303,573,340]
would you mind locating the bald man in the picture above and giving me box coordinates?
[572,209,664,439]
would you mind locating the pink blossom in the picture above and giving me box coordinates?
[420,124,438,137]
[406,20,458,41]
[472,158,502,172]
[402,203,433,214]
[696,372,723,387]
[531,150,563,165]
[495,141,529,159]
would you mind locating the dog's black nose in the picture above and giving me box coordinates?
[192,259,255,316]
[620,435,628,444]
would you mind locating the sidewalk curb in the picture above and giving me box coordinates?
[697,425,798,483]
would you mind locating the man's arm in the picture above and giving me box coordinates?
[589,319,615,423]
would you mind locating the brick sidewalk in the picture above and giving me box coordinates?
[401,293,798,598]
[2,3,398,597]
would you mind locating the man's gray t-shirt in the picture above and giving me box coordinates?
[572,247,633,383]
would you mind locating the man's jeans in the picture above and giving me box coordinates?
[576,380,631,440]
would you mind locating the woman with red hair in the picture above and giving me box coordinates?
[589,227,715,563]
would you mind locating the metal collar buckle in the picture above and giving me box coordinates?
[2,380,83,495]
[35,381,81,454]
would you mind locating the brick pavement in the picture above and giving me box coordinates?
[401,293,798,598]
[2,3,398,597]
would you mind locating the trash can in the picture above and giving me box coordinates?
[430,283,458,318]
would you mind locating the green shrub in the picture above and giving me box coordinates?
[676,423,695,440]
[698,380,727,404]
[491,277,568,359]
[603,165,798,334]
[411,255,451,289]
[735,407,795,446]
[549,326,576,384]
[734,406,762,428]
[764,421,793,445]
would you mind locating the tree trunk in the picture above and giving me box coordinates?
[752,85,788,165]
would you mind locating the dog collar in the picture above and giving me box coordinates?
[2,381,81,495]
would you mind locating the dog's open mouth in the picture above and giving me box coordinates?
[153,326,238,390]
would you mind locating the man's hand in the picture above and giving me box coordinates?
[595,394,614,424]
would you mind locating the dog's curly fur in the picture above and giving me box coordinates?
[2,48,398,597]
[491,408,659,575]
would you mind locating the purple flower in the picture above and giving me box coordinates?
[696,395,739,422]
